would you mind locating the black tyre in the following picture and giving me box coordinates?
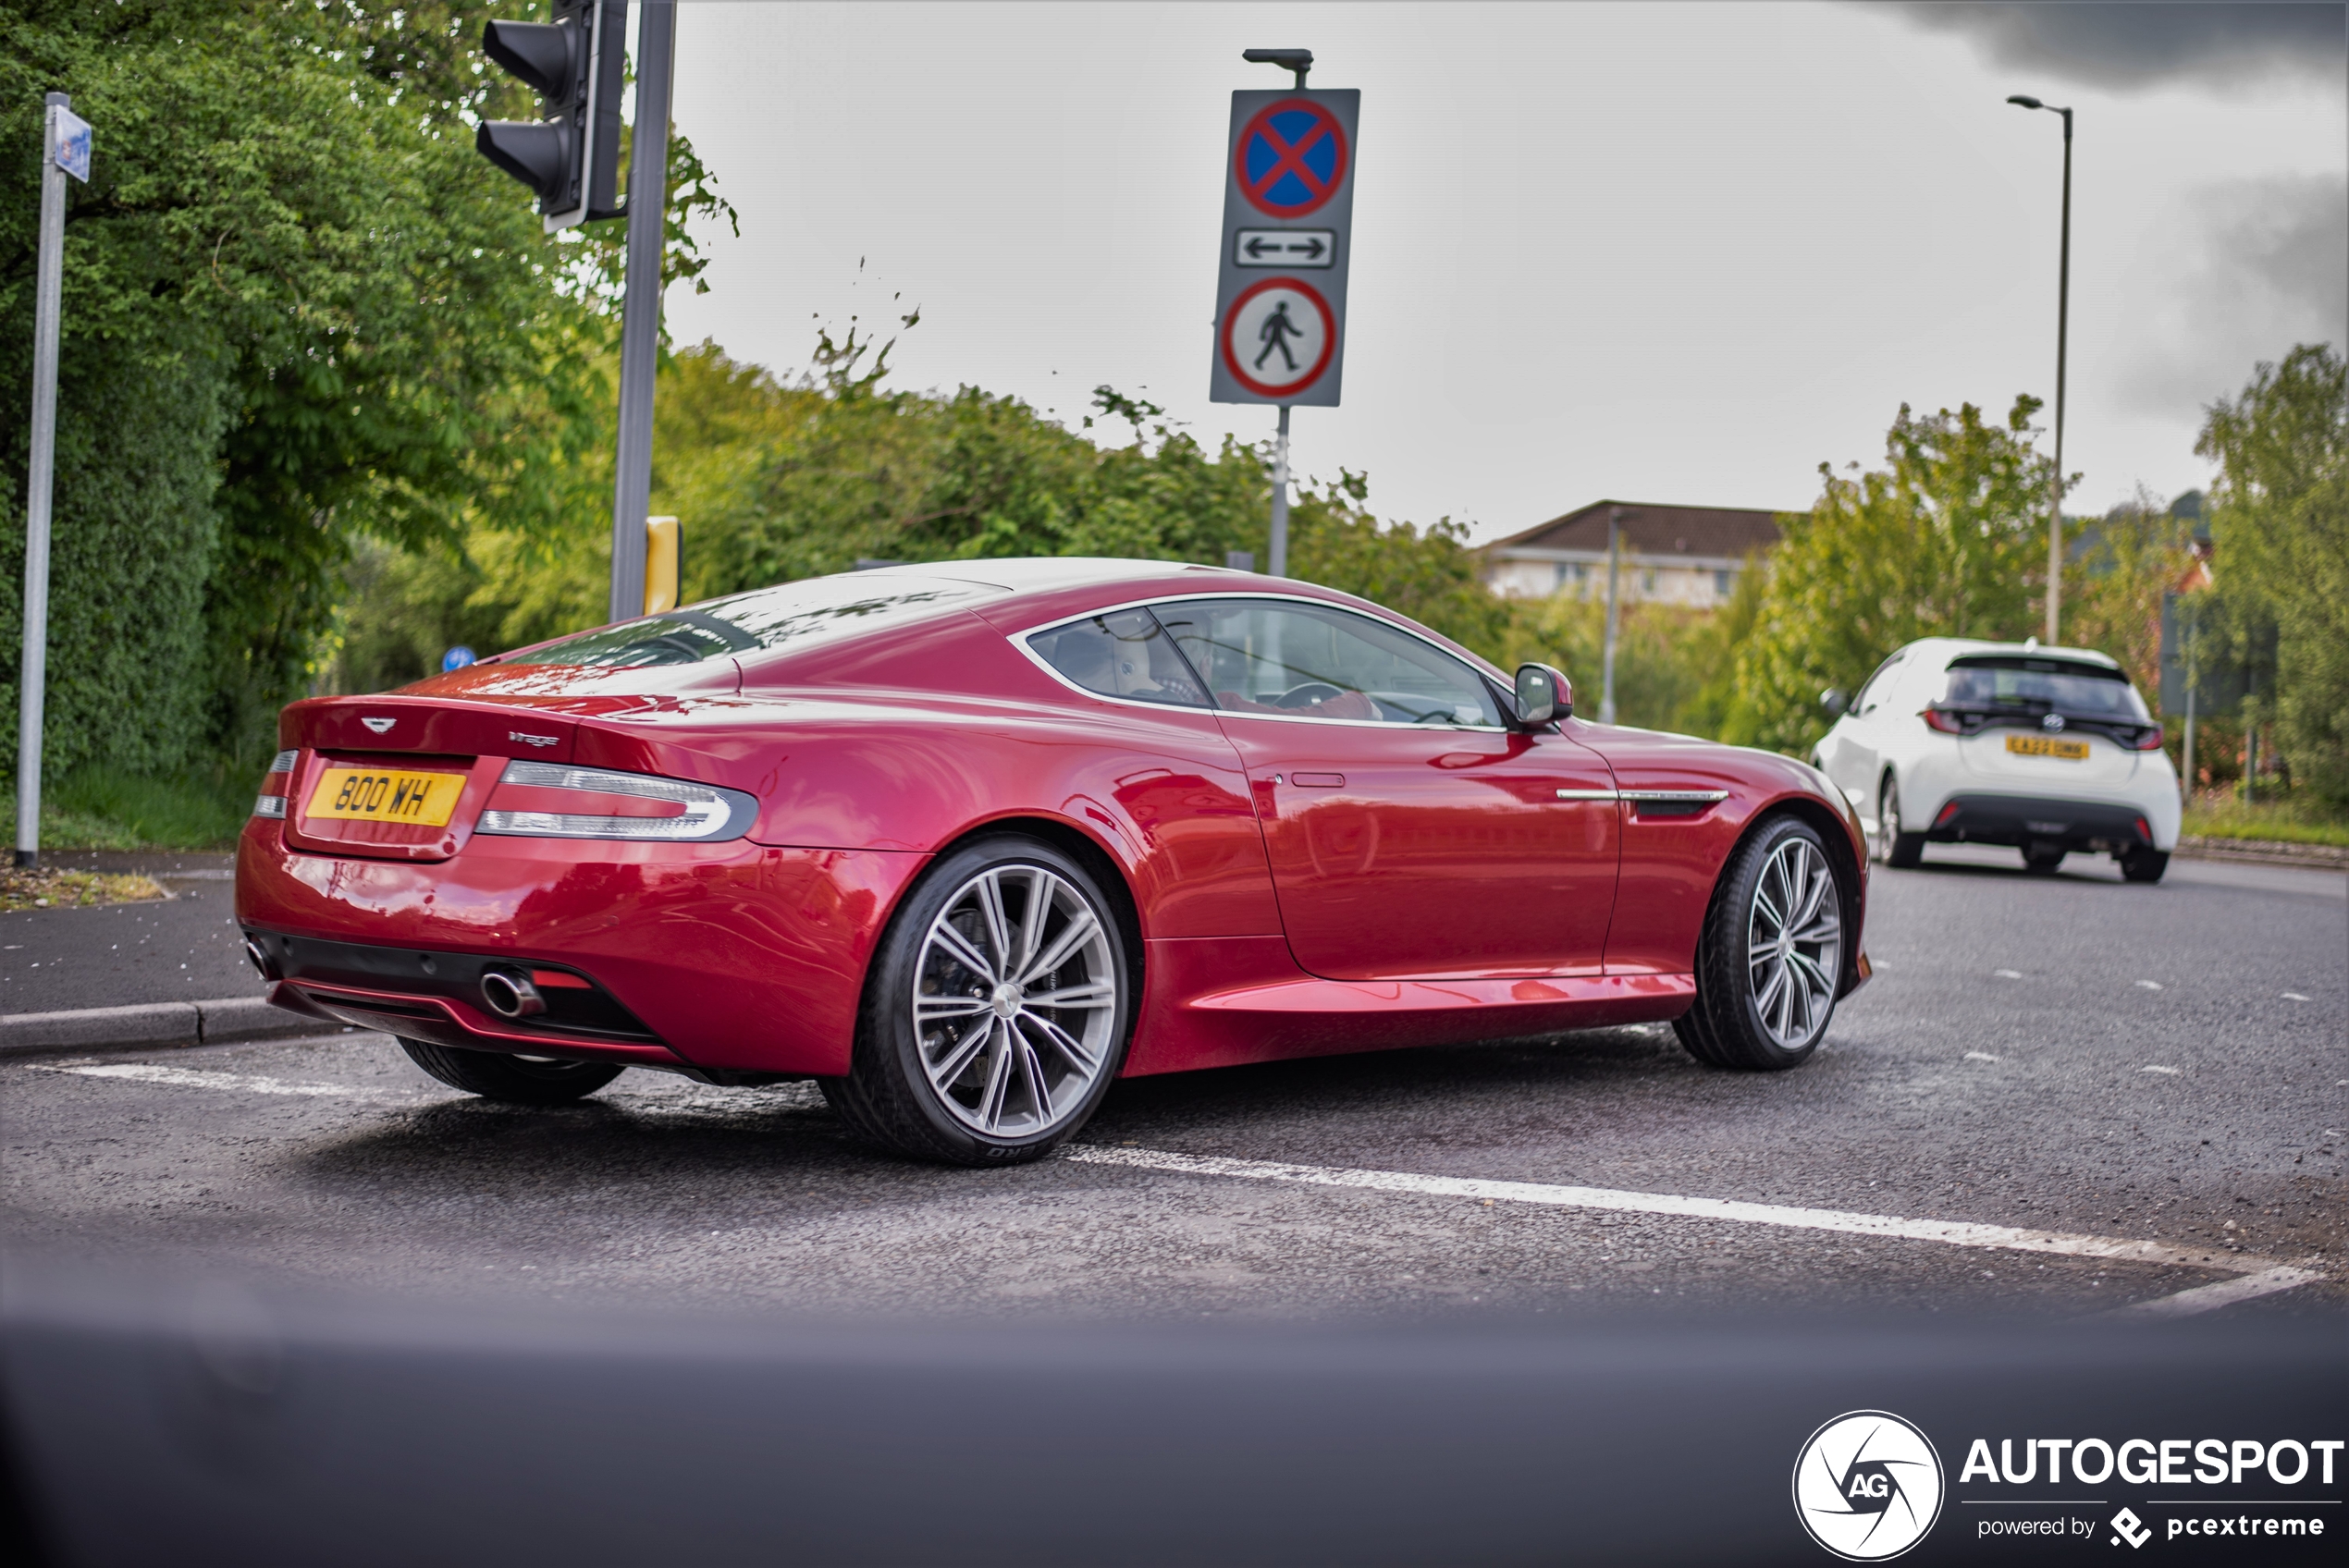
[399,1038,624,1105]
[2120,848,2169,884]
[821,836,1134,1167]
[1678,815,1847,1072]
[2023,845,2067,875]
[1877,775,1925,869]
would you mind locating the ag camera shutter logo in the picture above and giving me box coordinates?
[1793,1410,1946,1561]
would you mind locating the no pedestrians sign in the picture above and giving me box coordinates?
[1210,89,1359,407]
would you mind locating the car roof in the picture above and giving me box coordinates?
[851,557,1245,594]
[1896,637,2123,671]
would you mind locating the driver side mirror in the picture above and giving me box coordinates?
[1820,687,1850,719]
[1514,663,1570,727]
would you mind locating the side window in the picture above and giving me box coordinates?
[1855,653,1905,716]
[1027,609,1209,708]
[1152,598,1503,727]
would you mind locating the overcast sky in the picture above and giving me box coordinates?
[658,2,2346,541]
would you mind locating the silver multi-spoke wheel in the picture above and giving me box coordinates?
[1745,835,1842,1052]
[911,864,1119,1138]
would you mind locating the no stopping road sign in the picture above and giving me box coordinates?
[1210,88,1358,407]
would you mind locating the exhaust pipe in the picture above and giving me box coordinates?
[242,937,276,981]
[480,971,546,1019]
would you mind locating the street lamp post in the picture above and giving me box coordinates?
[2007,93,2072,646]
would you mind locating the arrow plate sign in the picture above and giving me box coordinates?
[1234,228,1335,268]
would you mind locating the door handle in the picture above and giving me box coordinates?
[1289,772,1345,788]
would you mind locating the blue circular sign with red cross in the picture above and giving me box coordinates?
[1235,99,1348,219]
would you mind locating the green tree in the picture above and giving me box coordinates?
[2197,344,2349,805]
[1724,397,2052,753]
[334,334,1517,689]
[0,1,727,778]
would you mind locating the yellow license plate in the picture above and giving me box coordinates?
[2006,734,2090,761]
[306,766,468,826]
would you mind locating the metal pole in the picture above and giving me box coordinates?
[17,94,70,869]
[1268,403,1292,577]
[2046,107,2072,645]
[1599,506,1622,725]
[608,1,676,626]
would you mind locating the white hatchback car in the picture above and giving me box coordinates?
[1811,638,2180,882]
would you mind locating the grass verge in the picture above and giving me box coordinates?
[33,766,253,851]
[2181,792,2349,849]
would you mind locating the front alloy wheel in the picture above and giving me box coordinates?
[823,838,1131,1165]
[1675,815,1846,1071]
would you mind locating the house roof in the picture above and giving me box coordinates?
[1486,500,1784,559]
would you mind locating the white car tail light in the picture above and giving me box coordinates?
[252,749,299,818]
[473,760,757,842]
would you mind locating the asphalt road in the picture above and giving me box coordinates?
[0,852,258,1011]
[3,846,2341,1324]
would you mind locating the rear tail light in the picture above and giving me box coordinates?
[474,760,757,842]
[1933,802,1961,828]
[1922,708,1966,734]
[2130,727,2166,751]
[2134,816,2151,842]
[252,748,300,818]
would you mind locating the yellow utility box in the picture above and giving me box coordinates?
[644,516,681,615]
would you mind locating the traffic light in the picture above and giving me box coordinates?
[475,1,625,231]
[644,516,681,615]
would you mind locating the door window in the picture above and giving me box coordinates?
[1153,598,1503,727]
[1027,609,1210,707]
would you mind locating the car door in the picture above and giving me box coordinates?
[1153,596,1620,981]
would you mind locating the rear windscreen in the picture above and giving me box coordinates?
[1940,657,2149,721]
[498,575,1006,669]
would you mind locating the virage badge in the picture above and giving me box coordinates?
[1794,1410,1946,1561]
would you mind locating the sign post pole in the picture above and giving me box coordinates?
[1211,52,1356,582]
[1268,405,1292,577]
[608,1,675,626]
[18,94,89,870]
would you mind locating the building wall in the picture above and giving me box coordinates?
[1484,554,1745,609]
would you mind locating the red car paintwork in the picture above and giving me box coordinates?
[237,560,1868,1083]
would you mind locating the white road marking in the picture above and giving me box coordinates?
[1065,1146,2318,1285]
[36,1062,389,1099]
[2104,1266,2327,1320]
[1964,1051,2001,1062]
[2134,980,2163,991]
[2282,992,2311,1001]
[1994,969,2023,979]
[2141,1065,2183,1075]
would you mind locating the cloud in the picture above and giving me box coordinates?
[1891,2,2346,91]
[2118,175,2348,415]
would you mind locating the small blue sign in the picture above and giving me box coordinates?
[442,646,477,672]
[51,107,91,184]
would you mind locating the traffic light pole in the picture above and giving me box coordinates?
[17,95,73,869]
[608,1,675,625]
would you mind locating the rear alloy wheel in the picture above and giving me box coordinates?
[1876,776,1925,869]
[822,837,1132,1166]
[2120,847,2169,884]
[1677,815,1845,1072]
[399,1038,623,1105]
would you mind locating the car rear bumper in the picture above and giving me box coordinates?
[233,820,926,1077]
[1922,794,2157,854]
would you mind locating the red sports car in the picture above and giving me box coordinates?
[238,559,1869,1164]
